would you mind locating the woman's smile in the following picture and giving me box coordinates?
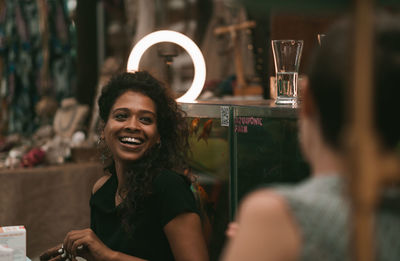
[120,136,143,145]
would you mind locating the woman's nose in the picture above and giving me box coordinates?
[125,117,140,131]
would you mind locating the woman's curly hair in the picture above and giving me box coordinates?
[98,71,190,229]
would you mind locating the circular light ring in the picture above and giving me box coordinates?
[127,30,206,103]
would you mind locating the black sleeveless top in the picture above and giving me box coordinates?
[90,169,199,261]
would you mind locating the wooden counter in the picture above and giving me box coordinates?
[0,162,104,259]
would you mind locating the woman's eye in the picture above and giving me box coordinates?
[140,117,154,124]
[114,114,128,121]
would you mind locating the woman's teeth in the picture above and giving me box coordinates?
[120,137,142,145]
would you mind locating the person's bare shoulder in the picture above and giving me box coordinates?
[222,188,301,261]
[92,174,112,194]
[244,189,301,258]
[239,189,288,216]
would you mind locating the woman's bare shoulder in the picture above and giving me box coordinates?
[222,188,301,261]
[92,174,112,194]
[238,188,301,233]
[239,188,288,213]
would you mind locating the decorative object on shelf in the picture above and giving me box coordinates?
[41,135,71,165]
[214,20,260,96]
[4,145,29,169]
[201,3,258,98]
[53,98,89,139]
[32,125,54,147]
[35,96,58,126]
[20,147,45,168]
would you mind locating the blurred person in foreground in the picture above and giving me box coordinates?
[40,71,209,261]
[221,12,400,261]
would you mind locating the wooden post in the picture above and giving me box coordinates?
[348,0,376,260]
[347,0,400,260]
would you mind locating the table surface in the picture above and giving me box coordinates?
[0,162,104,258]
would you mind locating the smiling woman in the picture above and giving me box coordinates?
[40,71,209,261]
[103,91,160,164]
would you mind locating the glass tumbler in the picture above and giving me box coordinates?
[271,40,303,105]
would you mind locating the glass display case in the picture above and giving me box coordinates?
[231,100,310,211]
[180,100,310,260]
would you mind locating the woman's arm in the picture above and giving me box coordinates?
[221,189,301,261]
[61,228,147,261]
[164,212,209,261]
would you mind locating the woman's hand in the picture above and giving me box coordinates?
[225,222,239,239]
[62,228,115,261]
[41,229,147,261]
[39,244,64,261]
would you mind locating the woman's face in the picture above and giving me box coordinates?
[102,90,160,165]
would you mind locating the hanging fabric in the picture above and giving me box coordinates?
[0,0,76,135]
[0,0,7,135]
[46,0,76,101]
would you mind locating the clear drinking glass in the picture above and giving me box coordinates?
[271,40,303,105]
[317,34,326,46]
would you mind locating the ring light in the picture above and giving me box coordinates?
[127,30,206,103]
